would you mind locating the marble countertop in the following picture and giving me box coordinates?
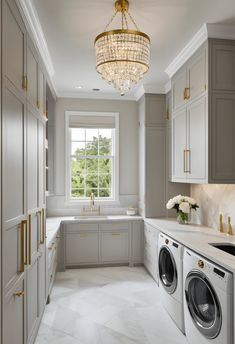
[145,218,235,274]
[46,215,142,247]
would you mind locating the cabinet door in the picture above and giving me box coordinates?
[187,96,207,181]
[66,232,99,264]
[2,84,27,289]
[131,222,143,263]
[210,93,235,182]
[26,258,39,343]
[27,41,38,109]
[27,109,38,212]
[212,43,235,91]
[38,120,45,208]
[38,246,46,316]
[2,0,26,93]
[100,231,129,263]
[172,108,187,181]
[3,278,25,344]
[188,48,207,100]
[172,68,187,111]
[146,127,166,217]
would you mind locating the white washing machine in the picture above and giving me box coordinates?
[183,248,233,344]
[158,232,185,333]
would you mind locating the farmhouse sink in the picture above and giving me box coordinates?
[210,243,235,256]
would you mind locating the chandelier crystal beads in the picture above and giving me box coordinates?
[95,0,150,96]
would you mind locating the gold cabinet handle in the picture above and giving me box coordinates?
[185,149,191,173]
[184,87,190,100]
[36,210,42,247]
[22,76,27,91]
[41,208,45,244]
[112,233,121,236]
[166,109,170,120]
[14,291,25,297]
[183,150,187,173]
[37,101,40,109]
[28,214,32,265]
[20,220,27,273]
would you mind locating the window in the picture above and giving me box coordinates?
[66,112,119,202]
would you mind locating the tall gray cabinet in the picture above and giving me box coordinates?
[1,0,49,343]
[138,94,189,218]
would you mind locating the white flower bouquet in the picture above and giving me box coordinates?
[166,195,199,224]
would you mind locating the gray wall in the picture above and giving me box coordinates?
[47,97,139,216]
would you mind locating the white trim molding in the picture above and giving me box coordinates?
[16,0,55,78]
[165,23,235,79]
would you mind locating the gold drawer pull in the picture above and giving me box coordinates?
[14,291,24,297]
[112,233,121,236]
[28,214,32,265]
[184,87,190,100]
[22,76,27,91]
[20,220,27,273]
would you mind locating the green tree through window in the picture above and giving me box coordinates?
[70,128,114,199]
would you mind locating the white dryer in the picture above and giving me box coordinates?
[158,232,185,333]
[183,248,233,344]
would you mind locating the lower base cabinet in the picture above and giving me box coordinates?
[100,231,129,263]
[38,246,47,317]
[27,257,39,343]
[3,277,25,344]
[144,223,159,283]
[64,221,143,267]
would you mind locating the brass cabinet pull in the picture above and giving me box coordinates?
[20,220,27,273]
[183,150,187,173]
[184,87,190,100]
[14,291,24,297]
[37,210,42,247]
[166,109,170,120]
[37,101,40,109]
[28,214,32,265]
[42,208,45,244]
[185,149,191,173]
[22,76,28,91]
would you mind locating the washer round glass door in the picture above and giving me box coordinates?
[185,270,222,339]
[158,246,177,294]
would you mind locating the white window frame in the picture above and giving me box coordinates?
[65,111,119,205]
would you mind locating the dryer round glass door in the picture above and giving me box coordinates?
[158,246,177,294]
[185,270,222,339]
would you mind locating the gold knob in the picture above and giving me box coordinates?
[165,239,169,245]
[14,291,24,297]
[198,260,204,269]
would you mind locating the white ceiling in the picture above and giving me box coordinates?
[32,0,235,99]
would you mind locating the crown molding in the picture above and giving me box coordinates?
[164,80,171,94]
[134,84,166,101]
[16,0,55,79]
[165,23,235,79]
[57,90,136,101]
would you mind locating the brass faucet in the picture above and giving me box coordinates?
[219,212,224,233]
[227,216,233,235]
[90,192,95,208]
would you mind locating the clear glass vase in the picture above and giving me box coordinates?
[177,211,191,225]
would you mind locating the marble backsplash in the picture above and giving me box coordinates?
[190,184,235,234]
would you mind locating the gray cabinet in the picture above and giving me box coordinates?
[27,39,38,109]
[100,230,129,263]
[131,221,143,264]
[171,39,235,184]
[172,67,187,111]
[144,223,159,283]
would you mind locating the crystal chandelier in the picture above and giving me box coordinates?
[94,0,150,96]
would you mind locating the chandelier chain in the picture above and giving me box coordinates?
[123,12,129,29]
[104,10,118,31]
[126,11,139,30]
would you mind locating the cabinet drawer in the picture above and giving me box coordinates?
[100,231,129,263]
[66,232,99,265]
[100,222,129,231]
[66,223,99,233]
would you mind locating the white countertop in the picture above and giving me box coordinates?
[46,215,142,247]
[145,218,235,274]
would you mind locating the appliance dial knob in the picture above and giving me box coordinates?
[198,260,204,269]
[165,239,169,245]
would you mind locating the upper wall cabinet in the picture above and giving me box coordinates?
[2,0,26,93]
[27,40,38,109]
[172,46,207,112]
[171,39,235,184]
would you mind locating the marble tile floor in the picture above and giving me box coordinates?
[36,267,188,344]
